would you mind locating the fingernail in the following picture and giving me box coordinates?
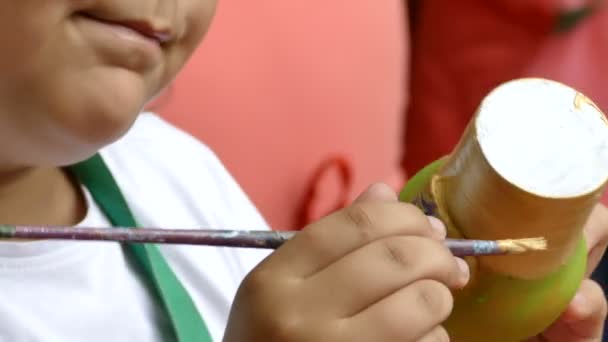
[354,183,397,203]
[427,216,446,239]
[455,257,470,287]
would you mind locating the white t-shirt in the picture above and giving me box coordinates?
[0,113,271,342]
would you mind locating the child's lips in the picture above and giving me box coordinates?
[79,12,174,46]
[75,13,169,71]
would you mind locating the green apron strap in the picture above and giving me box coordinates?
[68,154,213,342]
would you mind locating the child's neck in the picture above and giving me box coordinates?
[0,166,86,227]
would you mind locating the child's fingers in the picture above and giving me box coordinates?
[584,204,608,276]
[267,201,440,277]
[305,236,466,317]
[352,182,398,203]
[561,279,606,339]
[539,279,606,341]
[342,279,453,341]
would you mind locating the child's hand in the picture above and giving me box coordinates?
[529,204,608,341]
[224,183,469,342]
[528,279,606,342]
[583,204,608,276]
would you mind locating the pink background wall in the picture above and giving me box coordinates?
[154,1,409,230]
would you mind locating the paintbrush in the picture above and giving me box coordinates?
[0,224,547,257]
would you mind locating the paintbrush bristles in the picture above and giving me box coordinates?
[497,237,547,254]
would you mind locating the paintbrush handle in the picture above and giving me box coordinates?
[0,225,295,249]
[0,225,544,256]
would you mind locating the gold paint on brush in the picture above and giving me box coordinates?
[497,237,548,254]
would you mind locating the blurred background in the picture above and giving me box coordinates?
[150,0,608,334]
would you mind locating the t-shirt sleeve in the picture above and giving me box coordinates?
[194,143,274,276]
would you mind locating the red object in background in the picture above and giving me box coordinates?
[153,1,409,230]
[404,0,608,203]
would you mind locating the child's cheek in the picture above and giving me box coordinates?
[179,0,218,61]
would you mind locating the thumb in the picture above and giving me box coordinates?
[353,182,446,239]
[353,182,398,203]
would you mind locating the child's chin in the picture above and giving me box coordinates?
[68,105,140,149]
[59,80,145,141]
[41,114,137,167]
[33,67,159,164]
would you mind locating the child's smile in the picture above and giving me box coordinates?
[74,13,171,72]
[73,6,182,73]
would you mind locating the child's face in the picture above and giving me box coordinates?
[0,0,216,167]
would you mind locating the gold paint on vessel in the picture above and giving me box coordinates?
[430,79,608,279]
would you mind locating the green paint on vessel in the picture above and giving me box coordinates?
[0,225,16,237]
[399,158,444,203]
[475,294,489,304]
[444,237,586,341]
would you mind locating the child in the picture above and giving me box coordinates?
[0,1,604,342]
